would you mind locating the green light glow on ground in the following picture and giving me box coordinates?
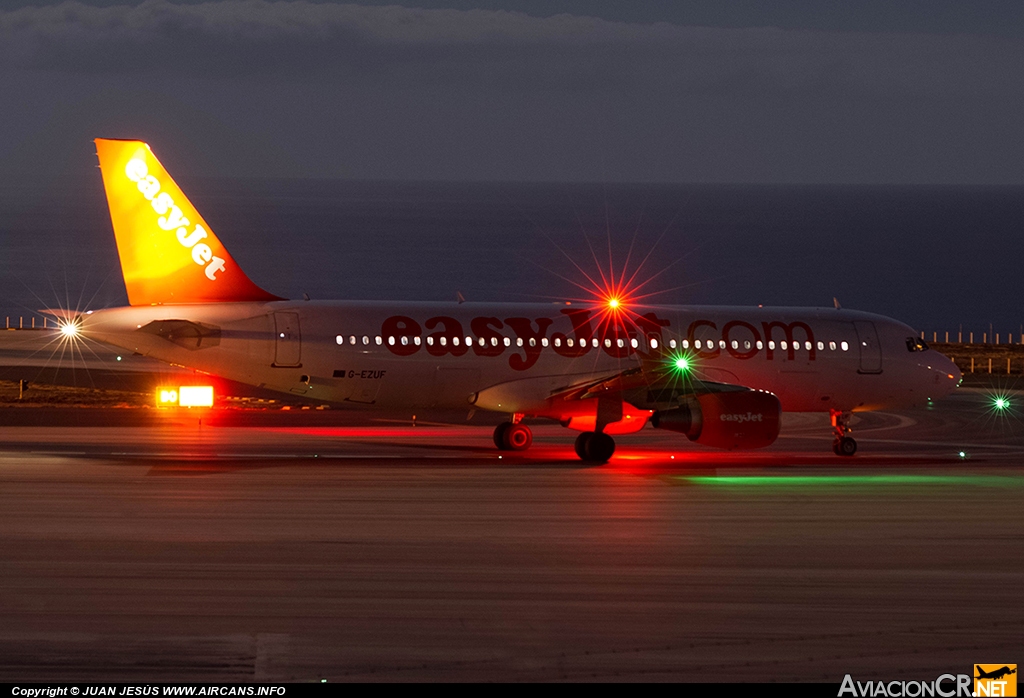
[678,474,1023,488]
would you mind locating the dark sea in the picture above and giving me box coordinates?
[1,176,1022,339]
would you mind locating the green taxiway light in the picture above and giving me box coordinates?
[678,474,1022,488]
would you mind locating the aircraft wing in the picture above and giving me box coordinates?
[550,362,752,412]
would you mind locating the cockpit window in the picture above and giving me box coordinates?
[906,337,929,352]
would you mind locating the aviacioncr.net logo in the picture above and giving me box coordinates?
[839,673,973,697]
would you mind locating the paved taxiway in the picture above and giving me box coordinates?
[1,388,1022,682]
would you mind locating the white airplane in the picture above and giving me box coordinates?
[60,139,961,462]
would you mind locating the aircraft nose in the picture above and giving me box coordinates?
[938,354,962,395]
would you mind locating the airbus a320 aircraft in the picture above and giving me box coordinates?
[59,139,961,463]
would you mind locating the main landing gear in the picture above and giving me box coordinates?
[494,416,533,452]
[492,417,616,464]
[574,431,615,464]
[831,409,857,456]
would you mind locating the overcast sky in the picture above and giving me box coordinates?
[2,0,1024,183]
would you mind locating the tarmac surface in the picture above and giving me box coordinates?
[0,388,1022,682]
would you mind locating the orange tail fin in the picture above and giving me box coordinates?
[94,138,282,306]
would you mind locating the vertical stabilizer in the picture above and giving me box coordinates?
[94,138,282,305]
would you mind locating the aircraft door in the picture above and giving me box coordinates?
[273,312,302,367]
[853,321,882,374]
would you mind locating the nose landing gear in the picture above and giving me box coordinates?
[831,409,857,456]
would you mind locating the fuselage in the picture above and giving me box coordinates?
[80,301,961,418]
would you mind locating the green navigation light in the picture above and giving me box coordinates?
[675,357,689,372]
[994,397,1009,411]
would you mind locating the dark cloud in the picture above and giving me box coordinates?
[2,0,1022,98]
[1,1,1023,184]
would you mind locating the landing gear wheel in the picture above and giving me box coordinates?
[493,422,512,450]
[574,432,592,460]
[575,431,615,463]
[502,423,533,451]
[835,436,857,457]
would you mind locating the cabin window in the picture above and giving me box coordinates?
[490,337,498,347]
[478,337,485,347]
[375,336,383,345]
[669,339,677,349]
[632,338,639,349]
[349,336,356,345]
[682,339,690,349]
[541,338,549,347]
[453,337,460,346]
[768,341,775,350]
[744,340,751,350]
[554,338,562,347]
[401,336,409,346]
[695,339,702,349]
[335,335,343,345]
[427,337,434,346]
[363,336,370,345]
[566,338,574,347]
[650,338,659,349]
[517,337,524,347]
[440,337,447,346]
[781,341,788,351]
[719,340,726,349]
[829,341,836,350]
[388,336,395,346]
[531,338,539,347]
[817,341,824,351]
[466,336,472,346]
[592,338,599,348]
[731,340,738,350]
[805,341,812,351]
[414,336,422,346]
[756,340,763,350]
[841,341,849,351]
[503,337,511,347]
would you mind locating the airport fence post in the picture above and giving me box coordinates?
[970,332,974,344]
[31,317,35,329]
[933,331,937,342]
[1009,358,1012,375]
[988,358,992,374]
[970,358,975,373]
[958,330,962,343]
[920,331,924,340]
[19,316,23,329]
[996,333,1000,344]
[945,331,949,343]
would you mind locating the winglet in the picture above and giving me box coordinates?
[94,138,283,305]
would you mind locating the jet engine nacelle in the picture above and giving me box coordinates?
[651,390,781,450]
